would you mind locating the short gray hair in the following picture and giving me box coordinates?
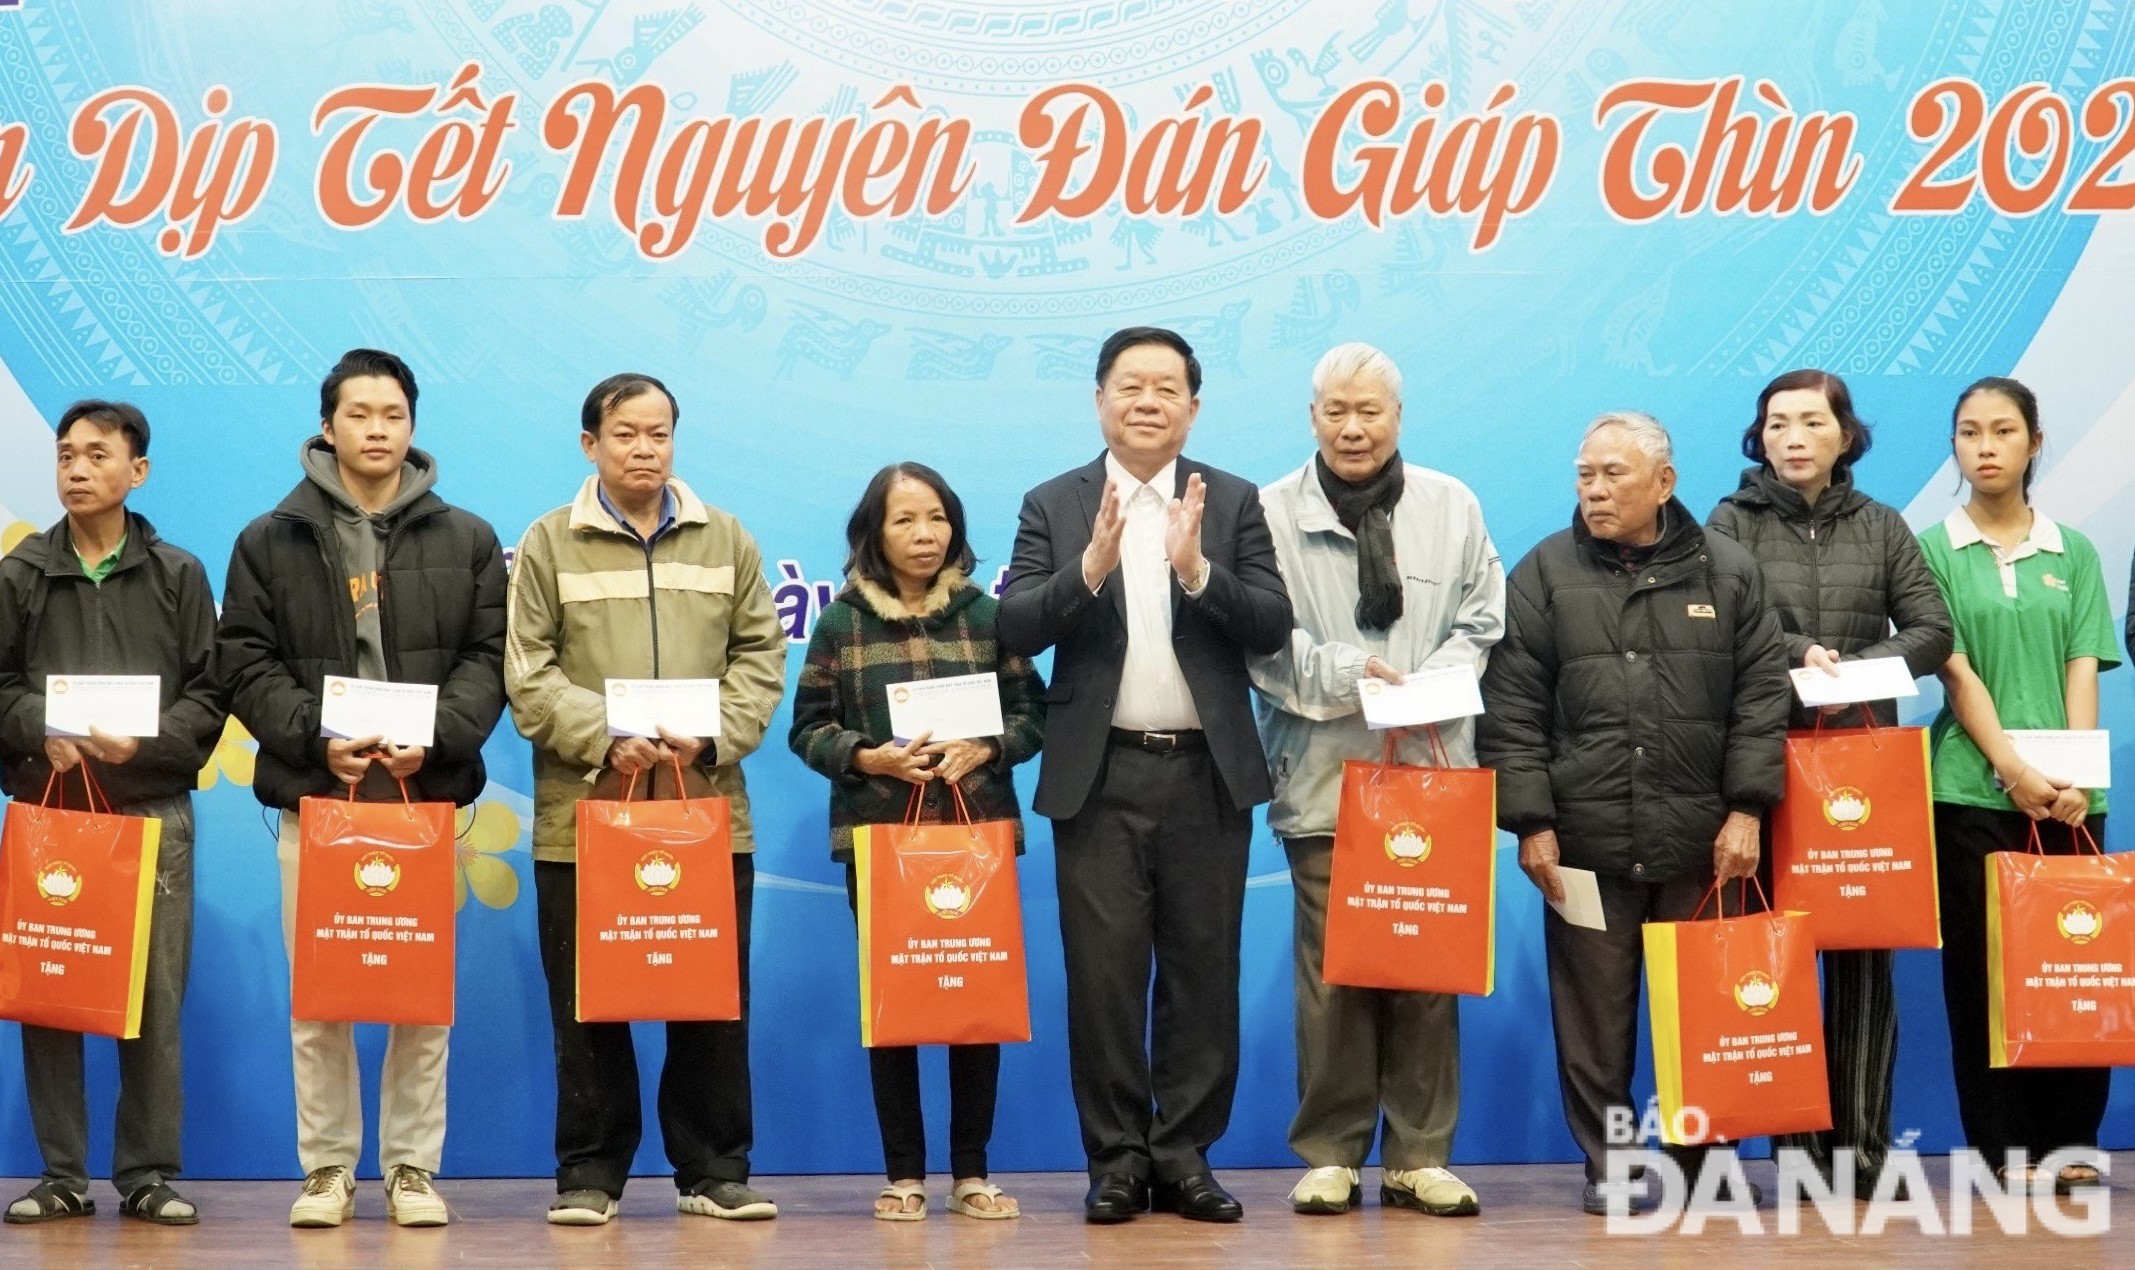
[1582,410,1673,465]
[1311,342,1402,403]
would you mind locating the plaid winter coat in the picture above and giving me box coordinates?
[789,568,1046,861]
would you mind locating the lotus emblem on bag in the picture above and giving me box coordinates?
[2058,901,2103,945]
[1384,821,1431,866]
[354,852,400,896]
[35,862,82,905]
[1733,971,1780,1015]
[1822,787,1870,829]
[924,874,973,918]
[635,851,681,896]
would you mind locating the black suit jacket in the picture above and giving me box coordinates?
[999,454,1292,820]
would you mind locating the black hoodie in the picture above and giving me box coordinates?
[0,512,226,807]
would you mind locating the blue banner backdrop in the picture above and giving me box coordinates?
[0,0,2132,1179]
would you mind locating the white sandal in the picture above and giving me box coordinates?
[873,1182,927,1221]
[947,1178,1019,1220]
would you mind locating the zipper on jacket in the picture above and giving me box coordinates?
[644,541,661,677]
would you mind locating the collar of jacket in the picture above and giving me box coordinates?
[1571,496,1708,576]
[1724,463,1869,526]
[1081,450,1196,498]
[1289,456,1407,538]
[568,475,711,538]
[270,468,446,532]
[33,510,160,580]
[846,566,975,623]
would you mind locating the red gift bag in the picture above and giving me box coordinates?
[1644,881,1833,1145]
[292,785,457,1026]
[1987,824,2135,1068]
[575,760,739,1023]
[0,769,161,1038]
[853,785,1031,1048]
[1771,724,1939,949]
[1323,731,1497,995]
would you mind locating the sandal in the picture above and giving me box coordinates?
[1995,1165,2051,1194]
[4,1181,95,1225]
[120,1181,199,1226]
[873,1181,927,1222]
[947,1178,1019,1220]
[2056,1164,2104,1195]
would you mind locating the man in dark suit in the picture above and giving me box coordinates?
[1000,326,1292,1223]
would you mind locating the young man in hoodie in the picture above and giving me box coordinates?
[216,348,507,1229]
[0,401,226,1227]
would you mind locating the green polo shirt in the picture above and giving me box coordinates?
[1919,507,2120,813]
[76,533,126,585]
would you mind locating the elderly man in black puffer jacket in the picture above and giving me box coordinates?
[1479,411,1790,1215]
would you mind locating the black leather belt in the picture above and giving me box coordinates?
[1108,728,1207,754]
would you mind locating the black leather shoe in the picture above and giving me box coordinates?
[1153,1174,1243,1223]
[1084,1173,1148,1224]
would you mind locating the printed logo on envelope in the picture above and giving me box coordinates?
[1821,787,1871,830]
[634,850,681,896]
[49,678,69,695]
[1383,821,1432,867]
[923,873,974,918]
[608,682,628,696]
[2058,900,2103,945]
[1360,679,1384,696]
[35,861,82,905]
[1733,970,1779,1015]
[891,686,911,704]
[328,679,348,697]
[354,852,401,896]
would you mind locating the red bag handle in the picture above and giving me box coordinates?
[344,774,414,805]
[621,755,692,803]
[1379,724,1452,770]
[2023,820,2103,856]
[38,763,108,815]
[1690,875,1770,922]
[898,779,978,828]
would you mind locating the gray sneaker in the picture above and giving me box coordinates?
[678,1180,777,1220]
[547,1188,619,1226]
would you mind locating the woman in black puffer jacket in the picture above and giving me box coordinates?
[1706,368,1953,1200]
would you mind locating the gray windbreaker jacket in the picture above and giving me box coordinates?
[1250,459,1507,840]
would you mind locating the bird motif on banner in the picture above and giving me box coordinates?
[776,303,889,379]
[1272,271,1361,348]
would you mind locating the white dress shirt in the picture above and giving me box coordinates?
[1103,452,1205,731]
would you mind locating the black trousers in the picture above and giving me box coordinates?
[842,862,1000,1181]
[534,855,755,1197]
[1543,863,1720,1181]
[1052,742,1251,1182]
[1934,804,2112,1168]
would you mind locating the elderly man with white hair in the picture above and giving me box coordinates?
[1477,412,1790,1214]
[1250,342,1505,1217]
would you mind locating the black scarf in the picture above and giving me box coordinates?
[1315,451,1406,631]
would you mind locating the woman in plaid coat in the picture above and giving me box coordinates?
[789,461,1045,1222]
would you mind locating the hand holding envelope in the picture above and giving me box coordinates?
[1357,664,1485,730]
[1788,656,1920,709]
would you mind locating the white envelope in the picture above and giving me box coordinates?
[888,671,1005,743]
[2007,729,2112,789]
[319,676,438,748]
[606,678,722,739]
[1547,866,1607,931]
[1789,656,1921,708]
[1358,665,1485,730]
[45,674,161,738]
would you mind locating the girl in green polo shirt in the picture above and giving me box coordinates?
[1919,376,2119,1195]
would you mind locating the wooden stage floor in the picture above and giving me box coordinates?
[1,1157,2127,1267]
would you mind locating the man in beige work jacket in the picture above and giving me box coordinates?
[505,372,787,1227]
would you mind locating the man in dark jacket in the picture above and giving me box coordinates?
[1000,327,1292,1224]
[0,401,224,1226]
[1478,412,1790,1214]
[216,349,506,1230]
